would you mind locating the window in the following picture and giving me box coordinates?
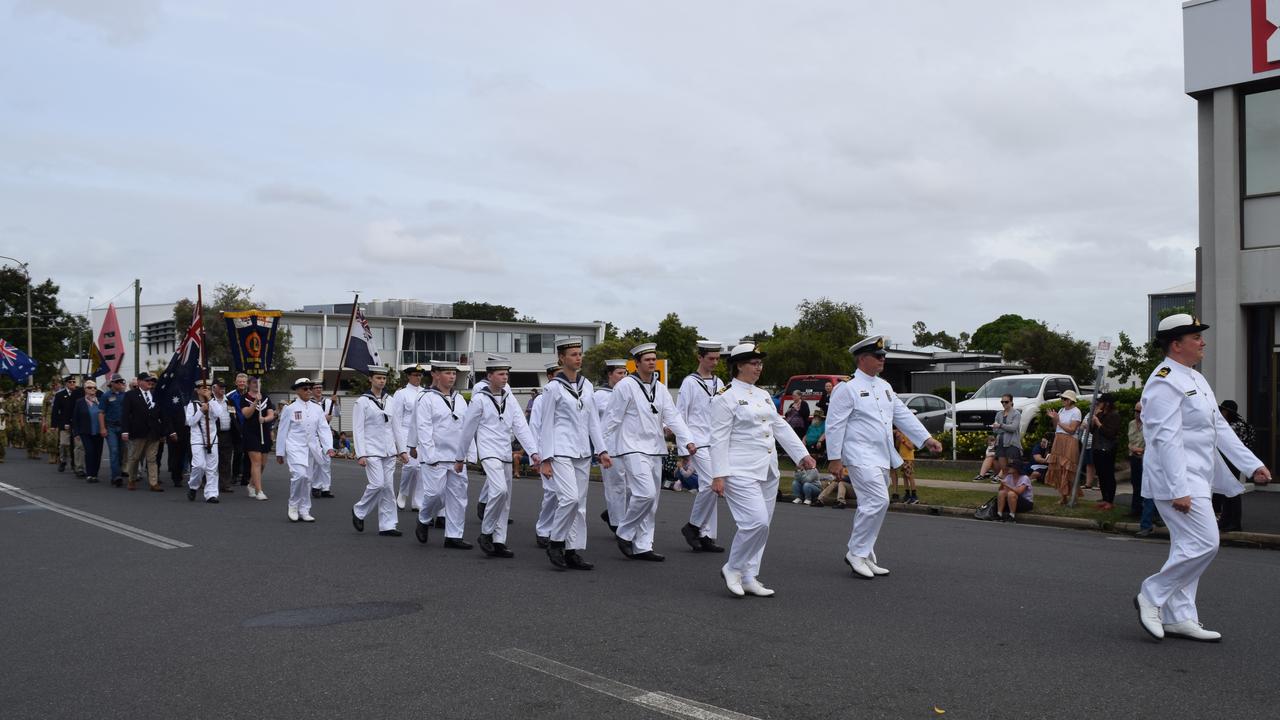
[907,397,928,413]
[306,326,322,349]
[1245,88,1280,196]
[527,333,541,353]
[498,332,512,353]
[325,325,339,349]
[513,334,523,353]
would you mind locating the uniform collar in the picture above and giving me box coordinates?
[854,369,877,382]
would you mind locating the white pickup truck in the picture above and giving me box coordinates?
[951,374,1083,437]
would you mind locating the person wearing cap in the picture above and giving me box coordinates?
[530,361,562,547]
[210,379,234,493]
[458,358,540,557]
[121,372,171,492]
[101,374,128,485]
[603,342,696,562]
[52,374,84,474]
[408,360,473,549]
[709,342,816,596]
[472,355,519,523]
[351,366,410,536]
[677,340,726,553]
[71,379,107,483]
[595,358,630,534]
[1132,314,1271,643]
[826,335,942,579]
[1044,390,1083,504]
[309,387,338,500]
[275,379,335,522]
[394,364,428,511]
[538,338,612,569]
[186,379,229,503]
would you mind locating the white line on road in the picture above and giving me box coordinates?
[491,647,761,720]
[0,482,192,550]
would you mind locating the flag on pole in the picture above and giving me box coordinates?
[96,303,125,376]
[0,338,37,383]
[155,310,205,413]
[88,342,110,378]
[342,306,383,376]
[223,310,282,377]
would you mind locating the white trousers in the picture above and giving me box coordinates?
[399,461,422,509]
[549,457,590,550]
[601,462,628,527]
[353,456,398,532]
[1140,497,1219,624]
[287,459,312,516]
[846,466,889,559]
[419,464,468,539]
[685,450,718,539]
[187,444,219,499]
[724,473,778,583]
[310,447,332,490]
[535,473,557,538]
[617,454,663,552]
[479,458,513,543]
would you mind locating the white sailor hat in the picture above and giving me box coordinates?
[604,358,629,369]
[485,355,512,372]
[368,365,389,376]
[431,360,459,372]
[696,340,722,352]
[630,342,658,358]
[727,342,766,363]
[554,337,583,352]
[291,377,316,390]
[401,363,427,376]
[849,335,889,357]
[544,361,563,373]
[1155,313,1210,341]
[193,378,212,389]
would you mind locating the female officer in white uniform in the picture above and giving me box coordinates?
[709,343,816,597]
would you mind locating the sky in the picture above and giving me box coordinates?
[0,0,1199,351]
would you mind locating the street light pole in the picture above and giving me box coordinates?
[0,255,34,386]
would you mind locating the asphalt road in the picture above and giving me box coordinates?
[1,456,1277,720]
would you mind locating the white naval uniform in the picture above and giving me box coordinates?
[709,380,809,584]
[352,391,407,532]
[186,399,229,500]
[537,373,607,551]
[409,388,470,539]
[595,384,627,527]
[309,396,336,492]
[529,393,558,539]
[1138,359,1262,624]
[276,398,333,517]
[678,373,723,540]
[459,388,538,544]
[825,369,931,561]
[604,374,695,553]
[393,383,427,510]
[472,379,516,507]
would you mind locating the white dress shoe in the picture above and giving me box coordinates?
[1133,594,1164,640]
[866,558,890,576]
[396,494,407,509]
[300,513,316,522]
[844,552,875,578]
[287,506,299,522]
[741,578,775,597]
[1163,620,1221,642]
[721,566,745,597]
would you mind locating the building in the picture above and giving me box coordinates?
[1147,281,1196,339]
[86,302,180,378]
[1184,0,1280,469]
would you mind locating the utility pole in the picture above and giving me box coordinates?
[134,279,141,379]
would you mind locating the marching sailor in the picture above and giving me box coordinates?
[394,364,428,511]
[677,340,726,553]
[409,360,473,549]
[531,362,561,548]
[826,336,942,579]
[310,389,337,499]
[276,378,336,522]
[473,356,518,523]
[538,338,612,570]
[596,358,630,533]
[603,343,696,561]
[186,379,229,503]
[458,356,540,557]
[1133,314,1271,642]
[351,366,410,536]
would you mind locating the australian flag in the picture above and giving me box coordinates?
[155,312,205,414]
[0,338,37,383]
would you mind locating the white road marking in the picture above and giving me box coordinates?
[0,482,191,550]
[492,647,760,720]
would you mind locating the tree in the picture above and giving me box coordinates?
[452,301,521,322]
[621,327,652,344]
[968,314,1040,355]
[602,322,620,341]
[173,284,295,390]
[1110,330,1162,384]
[910,321,968,352]
[1002,325,1092,385]
[582,337,635,382]
[760,298,871,386]
[0,266,89,388]
[653,313,701,382]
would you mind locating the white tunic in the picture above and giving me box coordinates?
[537,373,607,460]
[275,399,332,463]
[352,391,406,459]
[408,388,469,464]
[603,374,694,457]
[676,373,722,452]
[459,388,539,463]
[709,380,808,480]
[825,370,931,469]
[392,384,426,450]
[186,400,229,447]
[211,397,232,432]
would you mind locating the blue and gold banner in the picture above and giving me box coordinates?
[223,310,282,377]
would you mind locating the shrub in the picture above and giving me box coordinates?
[932,431,993,459]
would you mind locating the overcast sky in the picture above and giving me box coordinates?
[0,0,1197,351]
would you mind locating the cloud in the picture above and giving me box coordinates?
[13,0,161,45]
[253,183,346,211]
[360,220,505,274]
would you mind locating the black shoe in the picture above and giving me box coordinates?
[352,512,365,533]
[478,533,497,555]
[311,488,321,499]
[415,520,430,544]
[680,523,702,551]
[187,488,197,501]
[535,535,550,549]
[508,518,514,525]
[111,477,123,487]
[87,477,99,484]
[890,493,900,503]
[172,477,182,487]
[633,550,665,562]
[433,517,446,529]
[565,550,594,570]
[1135,527,1154,538]
[1000,512,1011,523]
[698,536,725,553]
[379,529,403,537]
[444,538,473,550]
[547,540,567,569]
[219,485,232,493]
[58,462,66,472]
[476,502,487,522]
[206,497,220,504]
[834,500,847,509]
[319,490,335,499]
[811,499,824,508]
[491,543,515,559]
[616,536,635,558]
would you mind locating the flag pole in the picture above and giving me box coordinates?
[330,293,359,403]
[197,284,211,451]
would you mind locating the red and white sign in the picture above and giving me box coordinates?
[1254,0,1280,73]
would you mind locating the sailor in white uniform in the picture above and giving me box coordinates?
[709,343,815,597]
[604,342,696,561]
[473,355,518,522]
[538,338,612,570]
[409,360,473,549]
[276,378,336,522]
[826,336,941,579]
[459,357,540,557]
[394,364,428,511]
[677,340,726,553]
[351,366,410,536]
[1133,314,1271,642]
[309,390,337,499]
[531,362,561,547]
[596,358,630,533]
[186,379,230,503]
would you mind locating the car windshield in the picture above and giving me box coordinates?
[971,377,1042,399]
[784,378,833,396]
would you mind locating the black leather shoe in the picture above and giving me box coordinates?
[547,540,567,569]
[444,538,473,550]
[379,529,403,537]
[616,536,635,558]
[352,512,365,533]
[319,490,335,499]
[187,488,197,502]
[434,517,446,529]
[111,477,123,487]
[86,477,99,484]
[219,485,232,493]
[565,550,594,570]
[476,502,487,522]
[58,462,66,472]
[536,535,550,549]
[698,537,725,553]
[680,523,701,551]
[415,520,430,544]
[172,479,182,488]
[311,488,321,499]
[491,543,515,558]
[205,497,219,504]
[478,533,496,555]
[633,550,665,562]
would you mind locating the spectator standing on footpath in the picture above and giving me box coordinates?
[889,428,919,504]
[1213,400,1259,532]
[1128,401,1160,537]
[816,381,834,415]
[101,375,127,485]
[1044,390,1083,504]
[72,379,107,483]
[1090,394,1122,510]
[990,393,1022,477]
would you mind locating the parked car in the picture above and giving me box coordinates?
[951,374,1083,436]
[898,393,952,433]
[778,374,849,414]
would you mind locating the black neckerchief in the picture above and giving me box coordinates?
[362,391,390,421]
[553,372,586,410]
[478,388,506,416]
[629,373,660,414]
[689,373,719,397]
[429,388,458,420]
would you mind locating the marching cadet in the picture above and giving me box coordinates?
[677,340,726,553]
[275,378,335,522]
[531,361,561,547]
[596,358,630,534]
[310,389,337,499]
[473,355,518,523]
[603,343,696,562]
[409,360,472,549]
[826,336,941,579]
[394,364,428,511]
[186,379,229,503]
[709,343,816,597]
[458,357,540,557]
[1133,314,1271,642]
[351,366,410,537]
[210,379,233,493]
[538,338,612,570]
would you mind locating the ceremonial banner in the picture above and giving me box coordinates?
[96,303,125,376]
[88,343,110,378]
[342,306,383,376]
[223,310,283,377]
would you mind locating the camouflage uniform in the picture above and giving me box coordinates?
[43,390,59,463]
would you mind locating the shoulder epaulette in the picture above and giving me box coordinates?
[717,384,730,395]
[1156,367,1170,378]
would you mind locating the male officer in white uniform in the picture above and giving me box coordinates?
[186,379,230,503]
[677,340,726,553]
[531,361,561,547]
[473,355,518,522]
[394,364,428,511]
[826,336,942,578]
[409,360,472,549]
[310,389,337,499]
[351,366,410,536]
[596,358,630,533]
[276,379,335,522]
[604,342,696,561]
[1133,314,1271,642]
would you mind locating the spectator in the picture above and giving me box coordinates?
[72,379,107,483]
[996,464,1034,522]
[1089,393,1121,510]
[816,381,834,414]
[989,393,1022,476]
[790,467,822,505]
[805,409,827,462]
[673,460,698,491]
[972,436,998,481]
[817,469,855,509]
[783,396,809,437]
[336,431,354,459]
[889,427,918,504]
[1213,400,1256,532]
[1028,436,1051,483]
[1128,401,1161,536]
[661,440,681,490]
[1044,390,1083,504]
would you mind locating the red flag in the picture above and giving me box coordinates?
[97,303,125,376]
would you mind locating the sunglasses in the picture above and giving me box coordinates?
[1001,400,1012,405]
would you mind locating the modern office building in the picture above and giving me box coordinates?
[1147,281,1197,339]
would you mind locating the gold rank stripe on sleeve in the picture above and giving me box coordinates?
[1156,367,1171,378]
